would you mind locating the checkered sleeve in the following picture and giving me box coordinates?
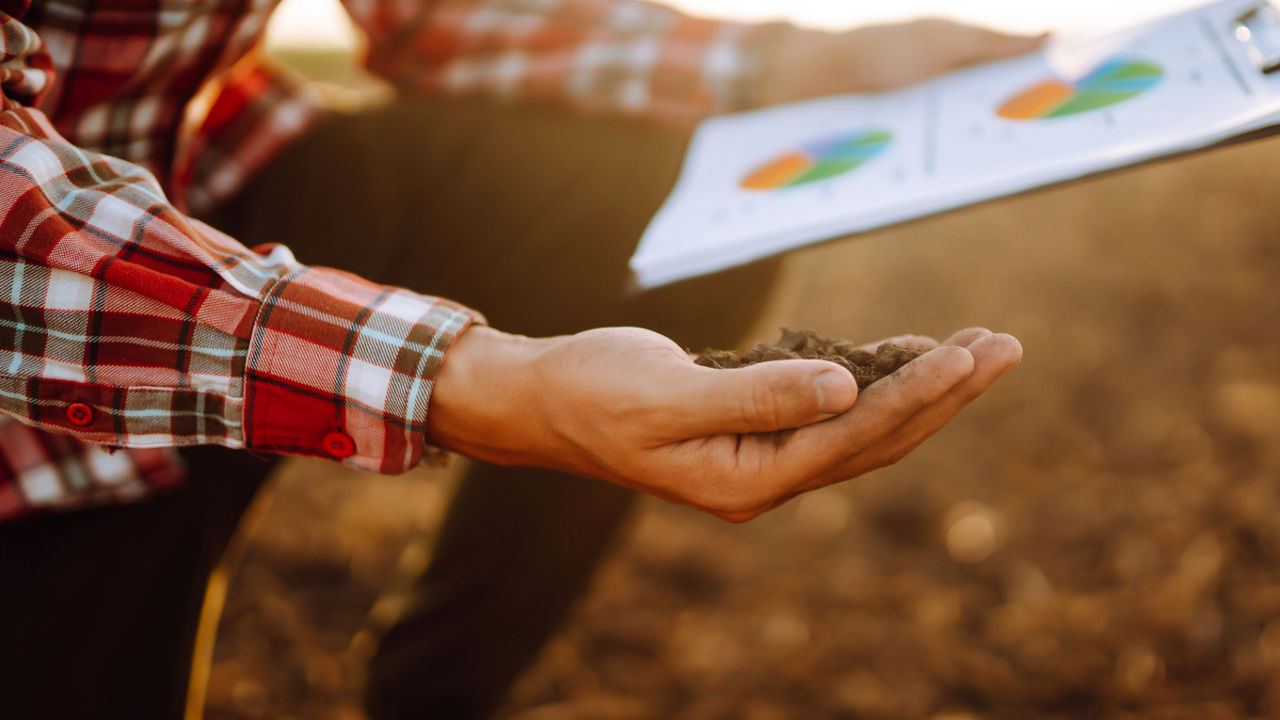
[0,12,483,475]
[342,0,771,125]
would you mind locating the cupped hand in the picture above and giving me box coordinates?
[427,324,1021,522]
[758,18,1047,106]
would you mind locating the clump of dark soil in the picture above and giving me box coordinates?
[695,328,924,389]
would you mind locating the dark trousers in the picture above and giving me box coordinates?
[0,98,777,719]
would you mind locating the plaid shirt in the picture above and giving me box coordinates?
[0,0,766,520]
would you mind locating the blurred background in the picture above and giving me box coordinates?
[206,2,1280,718]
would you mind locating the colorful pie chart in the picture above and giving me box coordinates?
[741,129,892,191]
[997,56,1163,121]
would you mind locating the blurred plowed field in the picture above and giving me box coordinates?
[205,121,1280,720]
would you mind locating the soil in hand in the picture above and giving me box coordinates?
[694,328,924,389]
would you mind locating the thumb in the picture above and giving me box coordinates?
[672,360,858,437]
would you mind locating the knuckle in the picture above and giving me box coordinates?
[742,380,782,432]
[893,360,954,406]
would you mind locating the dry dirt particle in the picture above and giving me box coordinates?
[694,328,924,389]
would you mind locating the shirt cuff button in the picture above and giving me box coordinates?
[322,430,356,459]
[66,402,95,427]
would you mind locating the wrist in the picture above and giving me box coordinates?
[425,325,550,464]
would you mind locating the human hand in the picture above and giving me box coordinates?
[758,19,1046,106]
[426,324,1021,522]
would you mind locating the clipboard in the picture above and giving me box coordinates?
[630,0,1280,289]
[1235,2,1280,73]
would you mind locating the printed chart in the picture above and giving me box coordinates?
[633,1,1280,288]
[740,129,893,190]
[997,56,1165,120]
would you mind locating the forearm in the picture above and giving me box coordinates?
[0,91,483,471]
[425,325,553,468]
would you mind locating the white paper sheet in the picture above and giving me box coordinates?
[631,0,1280,288]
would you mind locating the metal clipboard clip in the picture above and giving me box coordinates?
[1235,2,1280,73]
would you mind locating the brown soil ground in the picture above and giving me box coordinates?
[205,112,1280,719]
[695,329,924,389]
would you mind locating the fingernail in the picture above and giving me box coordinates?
[815,370,856,414]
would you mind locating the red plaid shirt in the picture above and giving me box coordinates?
[0,0,766,520]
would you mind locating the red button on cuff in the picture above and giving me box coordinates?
[322,431,356,459]
[66,402,95,427]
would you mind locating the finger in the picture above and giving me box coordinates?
[856,333,940,353]
[771,345,976,479]
[669,359,859,437]
[795,333,1022,493]
[942,327,992,347]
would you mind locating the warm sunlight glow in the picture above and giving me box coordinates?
[266,0,1211,51]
